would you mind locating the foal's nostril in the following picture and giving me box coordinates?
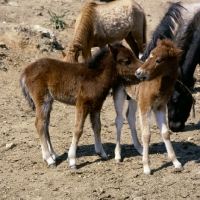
[135,70,142,77]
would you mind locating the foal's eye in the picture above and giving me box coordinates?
[156,58,162,64]
[124,59,131,65]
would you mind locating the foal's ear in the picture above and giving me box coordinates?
[109,44,118,61]
[171,48,184,58]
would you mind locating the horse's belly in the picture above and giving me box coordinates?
[50,89,77,106]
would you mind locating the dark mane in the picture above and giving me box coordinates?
[141,2,184,61]
[86,42,123,70]
[86,46,109,70]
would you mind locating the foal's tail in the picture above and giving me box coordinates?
[20,72,35,110]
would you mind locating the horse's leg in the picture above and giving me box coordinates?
[68,104,89,169]
[35,97,56,168]
[154,107,183,171]
[90,107,107,159]
[41,94,60,162]
[125,32,139,58]
[126,99,143,155]
[112,84,126,162]
[138,107,152,174]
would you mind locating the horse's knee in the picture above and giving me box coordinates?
[142,134,150,143]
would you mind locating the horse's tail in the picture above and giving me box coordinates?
[73,2,97,61]
[141,2,184,61]
[20,72,35,110]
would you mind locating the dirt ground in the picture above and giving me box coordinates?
[0,0,200,199]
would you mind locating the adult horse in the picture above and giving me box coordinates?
[167,10,200,131]
[20,43,142,169]
[64,0,147,62]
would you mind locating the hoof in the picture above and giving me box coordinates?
[115,159,121,163]
[95,153,108,160]
[144,171,152,175]
[174,166,184,172]
[70,165,77,170]
[101,156,108,161]
[49,163,56,168]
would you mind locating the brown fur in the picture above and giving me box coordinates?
[137,39,183,111]
[20,43,140,168]
[65,0,147,62]
[134,39,183,174]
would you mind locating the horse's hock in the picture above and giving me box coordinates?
[0,23,63,52]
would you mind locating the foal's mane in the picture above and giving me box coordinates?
[178,10,200,67]
[157,39,178,51]
[71,2,97,60]
[141,2,184,61]
[86,42,123,70]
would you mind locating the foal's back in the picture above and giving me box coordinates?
[23,58,111,106]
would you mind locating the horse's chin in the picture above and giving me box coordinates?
[138,76,147,82]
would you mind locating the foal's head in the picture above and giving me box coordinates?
[108,43,143,81]
[135,39,183,81]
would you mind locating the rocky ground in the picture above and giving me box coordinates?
[0,0,200,199]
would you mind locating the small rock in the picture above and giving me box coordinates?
[188,137,194,141]
[6,143,15,150]
[133,197,143,200]
[8,1,18,6]
[0,43,7,49]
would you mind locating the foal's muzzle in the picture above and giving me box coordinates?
[135,70,147,81]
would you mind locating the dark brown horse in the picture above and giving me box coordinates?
[20,43,140,169]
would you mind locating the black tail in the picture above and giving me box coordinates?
[141,2,184,61]
[20,72,35,110]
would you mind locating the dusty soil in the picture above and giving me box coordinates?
[0,0,200,199]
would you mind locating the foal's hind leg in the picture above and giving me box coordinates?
[90,107,107,159]
[125,32,139,58]
[68,104,89,168]
[154,107,183,171]
[126,99,143,155]
[35,97,58,168]
[113,85,127,162]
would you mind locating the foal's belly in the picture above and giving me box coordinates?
[51,92,77,106]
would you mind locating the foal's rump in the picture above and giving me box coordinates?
[20,58,93,107]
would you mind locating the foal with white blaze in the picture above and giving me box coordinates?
[135,39,184,174]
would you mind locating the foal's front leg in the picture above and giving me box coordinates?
[138,108,152,174]
[154,107,183,171]
[68,105,88,169]
[90,107,107,159]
